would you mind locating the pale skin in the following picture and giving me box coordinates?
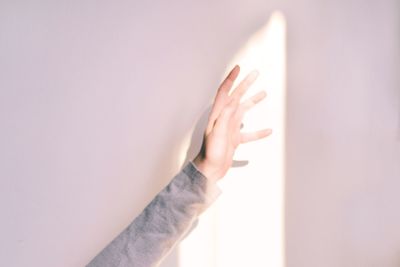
[193,65,273,182]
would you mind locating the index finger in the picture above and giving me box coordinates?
[207,65,240,134]
[230,69,259,100]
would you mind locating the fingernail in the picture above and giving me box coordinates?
[232,65,240,72]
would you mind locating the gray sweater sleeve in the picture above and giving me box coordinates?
[86,161,221,267]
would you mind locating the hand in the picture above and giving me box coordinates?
[193,65,272,182]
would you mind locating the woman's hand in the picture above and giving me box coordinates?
[193,65,272,182]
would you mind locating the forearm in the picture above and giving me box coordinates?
[86,161,220,267]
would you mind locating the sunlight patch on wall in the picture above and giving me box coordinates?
[215,11,286,267]
[179,11,287,267]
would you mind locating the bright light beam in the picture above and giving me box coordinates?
[178,11,287,267]
[215,11,286,267]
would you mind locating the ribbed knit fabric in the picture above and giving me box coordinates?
[86,161,221,267]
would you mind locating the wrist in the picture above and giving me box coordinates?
[192,155,218,183]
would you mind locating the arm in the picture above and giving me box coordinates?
[86,65,272,267]
[86,161,220,267]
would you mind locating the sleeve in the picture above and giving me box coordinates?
[86,161,221,267]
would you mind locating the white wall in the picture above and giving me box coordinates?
[0,0,399,266]
[284,1,400,266]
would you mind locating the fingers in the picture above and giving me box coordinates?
[207,68,261,136]
[229,69,259,101]
[232,90,267,131]
[207,65,240,134]
[218,65,240,96]
[213,96,240,133]
[240,90,267,112]
[240,129,273,143]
